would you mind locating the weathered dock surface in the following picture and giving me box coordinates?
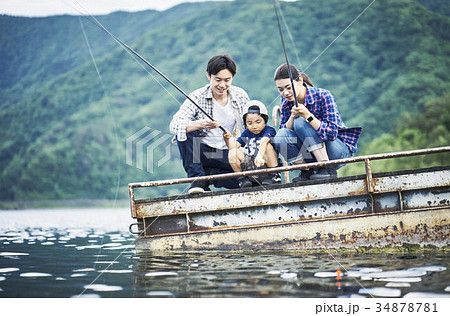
[129,147,450,252]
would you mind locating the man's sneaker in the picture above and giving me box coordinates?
[188,181,209,194]
[292,169,314,182]
[238,176,253,188]
[261,172,282,186]
[310,167,337,180]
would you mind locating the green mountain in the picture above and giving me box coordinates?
[1,0,449,201]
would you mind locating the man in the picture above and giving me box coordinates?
[170,54,250,194]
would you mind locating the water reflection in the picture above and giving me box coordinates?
[133,251,450,298]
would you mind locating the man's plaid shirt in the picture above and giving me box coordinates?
[279,84,362,153]
[170,84,249,141]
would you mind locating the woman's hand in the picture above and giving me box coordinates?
[291,104,311,119]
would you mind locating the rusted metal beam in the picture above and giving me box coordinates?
[365,158,374,194]
[129,183,137,218]
[134,208,450,251]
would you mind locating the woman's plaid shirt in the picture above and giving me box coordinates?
[279,85,362,153]
[170,84,249,141]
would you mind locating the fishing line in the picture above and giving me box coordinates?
[277,2,304,72]
[79,17,120,208]
[273,0,298,108]
[302,0,377,73]
[61,0,182,108]
[79,16,122,271]
[271,0,375,296]
[67,0,224,132]
[269,0,377,112]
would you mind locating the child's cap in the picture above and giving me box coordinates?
[243,100,269,123]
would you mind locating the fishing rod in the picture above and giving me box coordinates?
[81,13,226,132]
[273,0,298,108]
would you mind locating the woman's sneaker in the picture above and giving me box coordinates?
[238,176,253,188]
[292,169,314,182]
[310,167,337,180]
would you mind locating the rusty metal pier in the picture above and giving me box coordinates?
[128,146,450,251]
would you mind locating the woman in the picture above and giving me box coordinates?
[273,63,362,181]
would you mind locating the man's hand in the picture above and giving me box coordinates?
[198,118,220,130]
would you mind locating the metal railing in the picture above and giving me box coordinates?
[128,146,450,213]
[129,146,450,189]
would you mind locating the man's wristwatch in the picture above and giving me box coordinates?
[306,115,314,123]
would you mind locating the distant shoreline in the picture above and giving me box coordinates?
[0,199,130,210]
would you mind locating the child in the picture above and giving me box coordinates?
[223,100,281,188]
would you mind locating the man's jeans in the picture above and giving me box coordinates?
[273,117,351,168]
[176,130,239,189]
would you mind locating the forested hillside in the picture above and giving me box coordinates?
[1,0,449,201]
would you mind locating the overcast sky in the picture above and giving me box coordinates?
[0,0,229,17]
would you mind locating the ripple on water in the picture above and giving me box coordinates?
[20,272,53,278]
[0,252,29,256]
[365,270,427,279]
[99,270,133,274]
[70,273,87,278]
[314,271,339,278]
[375,277,422,283]
[385,282,411,288]
[356,267,383,273]
[403,292,450,298]
[83,284,123,292]
[280,272,297,279]
[408,265,447,272]
[0,268,20,273]
[71,294,101,298]
[266,270,283,275]
[145,271,178,277]
[359,287,402,297]
[146,291,175,297]
[73,268,95,272]
[76,245,103,250]
[103,245,134,250]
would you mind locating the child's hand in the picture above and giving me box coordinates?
[254,153,265,167]
[223,131,232,139]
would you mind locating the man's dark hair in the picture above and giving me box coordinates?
[206,54,237,76]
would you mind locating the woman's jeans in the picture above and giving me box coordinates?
[273,117,351,169]
[176,130,239,189]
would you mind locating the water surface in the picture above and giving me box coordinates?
[0,208,449,298]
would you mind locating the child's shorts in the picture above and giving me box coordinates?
[240,154,269,184]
